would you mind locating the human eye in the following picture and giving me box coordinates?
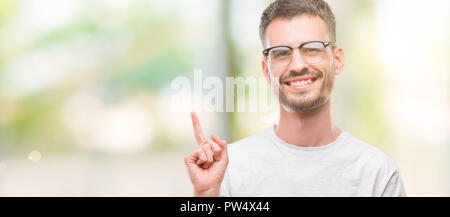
[271,48,291,59]
[304,48,321,53]
[302,42,325,55]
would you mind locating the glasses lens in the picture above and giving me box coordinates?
[300,42,326,64]
[268,47,292,69]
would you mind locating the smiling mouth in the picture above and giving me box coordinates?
[283,77,319,90]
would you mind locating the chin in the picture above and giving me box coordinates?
[280,94,329,112]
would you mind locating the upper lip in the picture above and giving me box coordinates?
[283,75,318,84]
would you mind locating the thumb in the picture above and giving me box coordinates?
[211,133,228,162]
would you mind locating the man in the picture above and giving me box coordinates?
[184,0,406,197]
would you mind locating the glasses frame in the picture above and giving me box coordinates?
[262,41,335,66]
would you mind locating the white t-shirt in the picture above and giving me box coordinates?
[219,127,406,197]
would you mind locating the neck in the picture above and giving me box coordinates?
[275,100,341,147]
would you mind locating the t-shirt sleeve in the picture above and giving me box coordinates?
[381,167,407,197]
[219,169,231,197]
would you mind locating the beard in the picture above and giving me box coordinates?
[274,67,334,112]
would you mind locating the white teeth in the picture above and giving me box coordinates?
[290,79,312,87]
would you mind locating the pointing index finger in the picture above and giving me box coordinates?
[191,112,206,145]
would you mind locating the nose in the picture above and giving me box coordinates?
[290,48,308,71]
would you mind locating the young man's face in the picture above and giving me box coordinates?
[262,14,344,112]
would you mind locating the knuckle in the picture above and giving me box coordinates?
[202,144,210,152]
[201,153,208,160]
[214,144,222,151]
[197,146,204,153]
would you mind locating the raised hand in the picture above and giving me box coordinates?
[184,112,229,197]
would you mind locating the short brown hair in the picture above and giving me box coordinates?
[259,0,336,47]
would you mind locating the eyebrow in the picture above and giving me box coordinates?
[267,39,326,48]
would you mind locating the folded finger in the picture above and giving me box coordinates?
[211,133,227,149]
[201,144,214,169]
[211,133,228,161]
[207,138,222,161]
[196,148,207,165]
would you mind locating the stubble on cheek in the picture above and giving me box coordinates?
[277,69,335,112]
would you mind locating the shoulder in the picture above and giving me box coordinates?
[228,128,273,148]
[341,132,400,175]
[341,133,405,196]
[226,127,274,159]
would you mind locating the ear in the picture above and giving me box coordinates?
[262,58,271,85]
[333,46,345,75]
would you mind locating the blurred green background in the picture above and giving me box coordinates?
[0,0,448,196]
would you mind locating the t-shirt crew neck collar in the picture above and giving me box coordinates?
[270,125,346,152]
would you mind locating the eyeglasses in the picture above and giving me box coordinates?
[263,41,334,69]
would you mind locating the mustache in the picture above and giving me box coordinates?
[279,69,323,84]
